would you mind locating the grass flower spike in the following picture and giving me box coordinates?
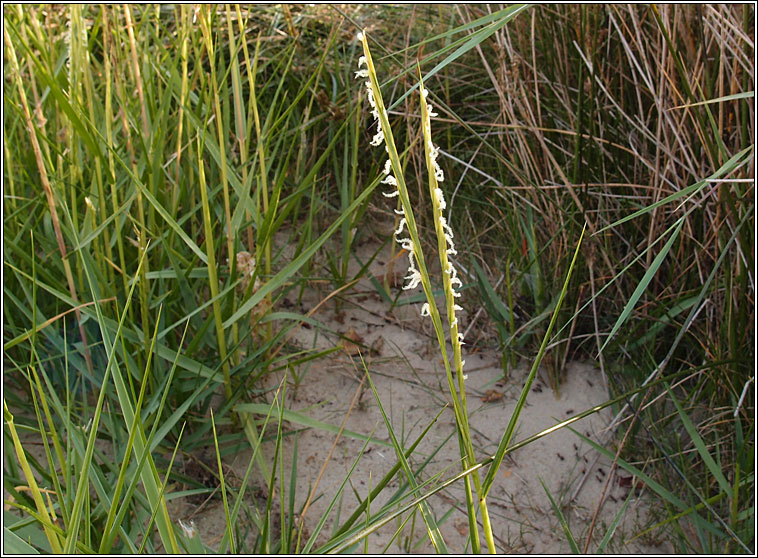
[417,74,498,556]
[355,32,425,296]
[354,30,455,553]
[355,31,497,554]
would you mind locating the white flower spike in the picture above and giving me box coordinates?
[355,32,427,298]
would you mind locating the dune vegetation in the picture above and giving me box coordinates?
[3,4,754,554]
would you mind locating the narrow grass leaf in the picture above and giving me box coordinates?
[573,429,728,541]
[483,224,586,496]
[665,384,732,495]
[669,91,754,110]
[600,219,683,353]
[387,4,531,111]
[539,477,580,553]
[363,364,449,553]
[235,403,392,448]
[596,488,634,553]
[3,526,41,554]
[223,172,380,329]
[595,146,753,234]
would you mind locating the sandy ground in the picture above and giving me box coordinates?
[4,229,671,553]
[172,233,672,554]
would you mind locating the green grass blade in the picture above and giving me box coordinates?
[386,4,531,111]
[539,477,580,553]
[596,487,634,553]
[235,403,392,448]
[3,525,41,554]
[669,91,754,110]
[62,246,151,553]
[223,171,380,329]
[300,425,376,554]
[210,409,235,553]
[595,146,753,234]
[665,384,732,495]
[482,224,586,496]
[363,364,449,553]
[600,219,683,353]
[573,429,728,541]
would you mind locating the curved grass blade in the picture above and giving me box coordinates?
[300,425,377,554]
[330,406,447,541]
[539,477,580,553]
[386,4,531,111]
[98,318,188,552]
[223,171,381,329]
[573,429,741,547]
[235,403,392,448]
[600,219,683,354]
[363,362,449,553]
[62,246,153,553]
[665,383,732,496]
[210,409,235,553]
[482,224,586,496]
[596,486,634,553]
[595,146,753,234]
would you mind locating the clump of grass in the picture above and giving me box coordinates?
[356,27,585,553]
[3,4,753,554]
[2,5,375,552]
[417,4,753,551]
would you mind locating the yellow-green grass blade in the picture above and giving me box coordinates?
[330,406,448,541]
[3,525,41,554]
[628,482,749,547]
[669,91,754,110]
[136,423,186,554]
[3,401,63,553]
[482,224,586,497]
[217,377,287,553]
[363,365,449,553]
[596,484,635,552]
[539,477,580,553]
[300,423,377,554]
[600,219,683,354]
[326,452,484,554]
[3,502,94,553]
[210,410,235,553]
[196,135,233,396]
[25,366,68,530]
[378,5,533,62]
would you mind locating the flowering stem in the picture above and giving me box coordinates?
[357,31,464,553]
[419,74,496,554]
[356,31,498,553]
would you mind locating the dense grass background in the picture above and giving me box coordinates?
[3,4,754,553]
